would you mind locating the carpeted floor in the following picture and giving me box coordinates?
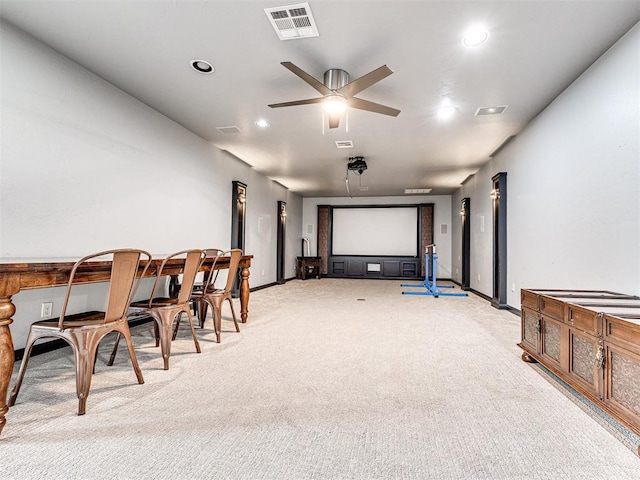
[2,279,639,479]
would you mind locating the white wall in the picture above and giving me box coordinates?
[1,22,302,349]
[451,22,640,307]
[303,195,453,278]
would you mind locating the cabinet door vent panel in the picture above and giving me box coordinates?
[523,310,538,346]
[572,335,596,385]
[611,351,640,417]
[543,321,561,362]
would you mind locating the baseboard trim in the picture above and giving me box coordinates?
[251,282,278,292]
[466,288,520,317]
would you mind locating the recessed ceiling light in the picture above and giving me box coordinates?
[436,97,456,120]
[462,26,489,47]
[437,105,456,120]
[190,59,214,74]
[255,119,271,128]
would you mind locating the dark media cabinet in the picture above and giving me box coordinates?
[325,255,420,279]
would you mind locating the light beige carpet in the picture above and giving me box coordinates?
[2,279,639,479]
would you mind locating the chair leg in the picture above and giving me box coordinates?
[107,332,121,366]
[72,333,101,415]
[118,325,144,385]
[184,308,201,354]
[153,321,160,347]
[154,311,176,371]
[197,300,208,328]
[211,301,221,343]
[172,312,182,341]
[8,330,40,407]
[227,297,240,333]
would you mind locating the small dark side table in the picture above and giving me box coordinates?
[296,257,321,280]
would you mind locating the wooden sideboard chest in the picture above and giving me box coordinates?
[519,289,640,441]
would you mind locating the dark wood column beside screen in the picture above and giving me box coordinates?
[317,205,331,275]
[419,204,434,278]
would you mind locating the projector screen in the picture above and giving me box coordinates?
[332,207,418,256]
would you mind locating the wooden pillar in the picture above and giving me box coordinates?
[418,204,434,278]
[461,198,471,290]
[231,181,246,296]
[317,205,331,275]
[276,201,286,284]
[491,172,508,309]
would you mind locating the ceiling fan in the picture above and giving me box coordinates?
[268,62,401,129]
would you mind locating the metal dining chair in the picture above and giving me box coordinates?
[111,249,206,370]
[9,249,152,415]
[190,249,242,343]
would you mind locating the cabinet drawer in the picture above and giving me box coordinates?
[540,296,565,321]
[521,290,539,311]
[566,304,601,335]
[604,315,640,353]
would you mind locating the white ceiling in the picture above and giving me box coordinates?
[1,1,639,197]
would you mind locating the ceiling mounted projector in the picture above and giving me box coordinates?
[348,156,367,175]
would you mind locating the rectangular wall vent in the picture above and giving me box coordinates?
[216,126,241,134]
[404,188,432,194]
[264,3,319,40]
[335,140,354,149]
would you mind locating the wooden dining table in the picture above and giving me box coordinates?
[0,253,253,436]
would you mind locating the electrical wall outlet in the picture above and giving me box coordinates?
[41,302,53,318]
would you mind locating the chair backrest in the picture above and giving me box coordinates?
[199,248,223,289]
[201,249,224,292]
[59,249,152,328]
[220,249,242,295]
[178,250,206,303]
[147,249,206,306]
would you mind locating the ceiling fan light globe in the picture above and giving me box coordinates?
[324,95,347,114]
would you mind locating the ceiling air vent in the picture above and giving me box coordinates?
[475,105,508,116]
[216,126,241,134]
[335,140,354,149]
[264,3,319,40]
[404,188,432,194]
